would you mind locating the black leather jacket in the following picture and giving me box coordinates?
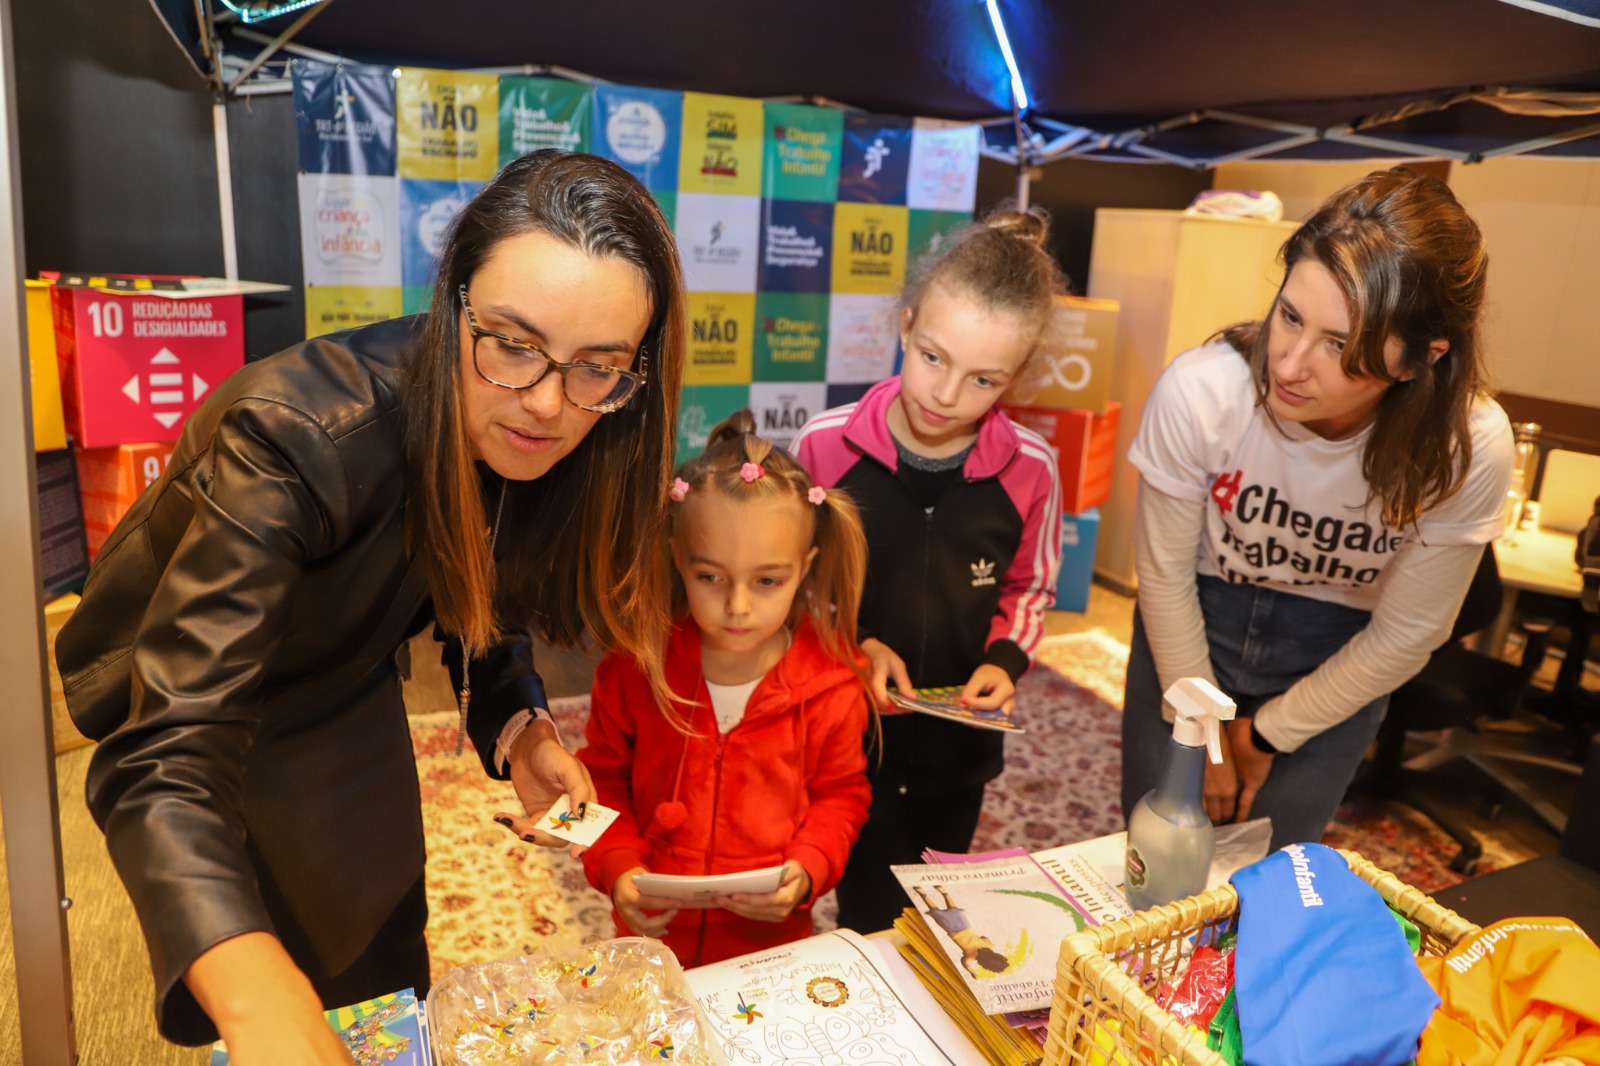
[57,317,545,1045]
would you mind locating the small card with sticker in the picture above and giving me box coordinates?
[537,794,619,847]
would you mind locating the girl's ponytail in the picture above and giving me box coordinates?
[804,486,868,666]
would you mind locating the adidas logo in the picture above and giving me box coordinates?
[970,558,996,587]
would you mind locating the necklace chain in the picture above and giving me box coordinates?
[456,479,508,756]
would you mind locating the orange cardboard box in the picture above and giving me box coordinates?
[1004,401,1120,515]
[1000,294,1118,412]
[26,280,67,451]
[77,442,174,558]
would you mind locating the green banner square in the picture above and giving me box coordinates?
[498,77,592,164]
[653,189,677,230]
[754,292,829,382]
[402,285,433,316]
[763,102,843,203]
[907,209,973,276]
[676,384,751,461]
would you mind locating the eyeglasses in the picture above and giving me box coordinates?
[459,286,648,413]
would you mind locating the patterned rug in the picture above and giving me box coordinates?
[411,630,1534,975]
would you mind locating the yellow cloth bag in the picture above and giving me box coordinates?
[1417,917,1600,1066]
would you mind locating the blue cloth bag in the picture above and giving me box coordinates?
[1230,842,1439,1066]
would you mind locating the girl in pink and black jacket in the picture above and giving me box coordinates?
[794,206,1065,934]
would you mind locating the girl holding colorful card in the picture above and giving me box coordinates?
[793,206,1066,934]
[578,411,873,965]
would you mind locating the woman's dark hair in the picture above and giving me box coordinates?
[403,150,685,700]
[1224,166,1489,529]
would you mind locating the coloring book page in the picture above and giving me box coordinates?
[685,929,979,1065]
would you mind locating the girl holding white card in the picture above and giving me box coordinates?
[578,411,873,966]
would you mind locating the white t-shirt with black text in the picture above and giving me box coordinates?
[1129,342,1511,613]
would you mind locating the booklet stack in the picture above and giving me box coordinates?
[889,847,1132,1066]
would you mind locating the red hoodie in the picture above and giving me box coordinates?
[579,617,871,967]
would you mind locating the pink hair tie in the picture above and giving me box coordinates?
[807,486,827,505]
[739,462,764,483]
[669,477,691,502]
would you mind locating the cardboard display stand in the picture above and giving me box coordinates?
[50,280,245,449]
[76,442,175,559]
[1002,295,1118,413]
[1004,401,1120,515]
[26,279,66,451]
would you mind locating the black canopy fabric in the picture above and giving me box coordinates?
[154,0,1600,163]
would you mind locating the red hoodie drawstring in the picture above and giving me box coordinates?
[650,681,703,832]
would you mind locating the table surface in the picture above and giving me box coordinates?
[1495,522,1581,598]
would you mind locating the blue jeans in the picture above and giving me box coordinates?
[1121,575,1389,851]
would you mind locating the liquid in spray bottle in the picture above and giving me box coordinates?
[1124,677,1236,911]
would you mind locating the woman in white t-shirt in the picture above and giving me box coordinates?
[1122,167,1513,850]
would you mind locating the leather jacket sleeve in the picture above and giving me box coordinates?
[83,396,354,1029]
[436,622,550,779]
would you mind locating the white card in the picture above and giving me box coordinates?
[633,865,787,903]
[537,794,619,847]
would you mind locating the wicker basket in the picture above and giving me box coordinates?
[1040,850,1480,1066]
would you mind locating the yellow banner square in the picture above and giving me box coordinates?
[685,291,755,385]
[397,68,500,182]
[304,286,405,340]
[831,202,909,296]
[678,92,764,197]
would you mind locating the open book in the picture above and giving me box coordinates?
[684,928,982,1065]
[888,686,1025,732]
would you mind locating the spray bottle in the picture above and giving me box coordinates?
[1124,677,1237,911]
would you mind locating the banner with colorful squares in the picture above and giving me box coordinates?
[292,60,979,456]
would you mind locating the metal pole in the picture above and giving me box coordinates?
[0,0,78,1058]
[197,0,238,279]
[213,96,239,280]
[1012,101,1031,209]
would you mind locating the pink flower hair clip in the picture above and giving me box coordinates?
[807,486,827,506]
[739,462,764,483]
[668,477,691,502]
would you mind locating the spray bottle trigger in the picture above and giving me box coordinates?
[1162,677,1237,765]
[1204,716,1223,765]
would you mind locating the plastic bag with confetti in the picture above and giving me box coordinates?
[427,937,727,1065]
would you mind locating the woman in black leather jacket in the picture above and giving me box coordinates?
[56,150,685,1061]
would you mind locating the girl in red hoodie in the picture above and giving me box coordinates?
[578,410,873,966]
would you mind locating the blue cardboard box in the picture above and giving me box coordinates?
[1056,507,1100,613]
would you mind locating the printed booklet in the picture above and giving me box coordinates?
[209,987,429,1066]
[633,865,787,905]
[891,857,1083,1015]
[887,686,1025,733]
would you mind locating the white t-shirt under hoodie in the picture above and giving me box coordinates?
[1127,341,1513,751]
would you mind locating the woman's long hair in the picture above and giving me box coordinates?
[403,150,685,701]
[1225,166,1488,530]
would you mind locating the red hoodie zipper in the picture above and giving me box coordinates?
[692,726,730,967]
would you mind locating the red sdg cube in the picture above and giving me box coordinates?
[52,287,244,448]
